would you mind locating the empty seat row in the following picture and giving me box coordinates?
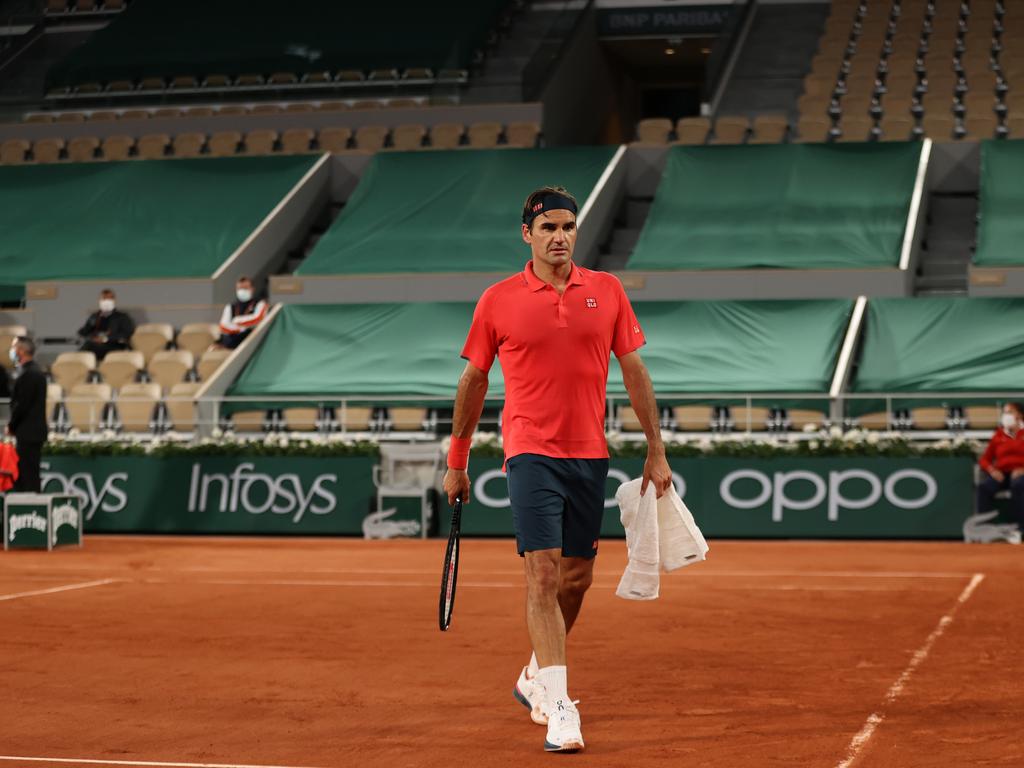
[634,115,788,146]
[0,121,542,164]
[49,380,201,434]
[50,347,229,394]
[25,99,430,122]
[46,0,125,12]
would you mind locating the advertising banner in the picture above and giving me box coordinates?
[35,454,974,539]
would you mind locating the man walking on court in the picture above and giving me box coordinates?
[443,186,671,753]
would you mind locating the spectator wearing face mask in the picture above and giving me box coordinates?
[217,276,268,350]
[78,289,136,361]
[976,402,1024,528]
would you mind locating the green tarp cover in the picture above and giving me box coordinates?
[296,147,617,276]
[229,299,849,408]
[0,156,315,302]
[628,143,921,271]
[47,0,505,88]
[975,140,1024,266]
[853,297,1024,392]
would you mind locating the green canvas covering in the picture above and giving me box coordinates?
[975,140,1024,266]
[296,147,617,276]
[47,0,505,88]
[0,156,315,302]
[628,143,921,271]
[228,300,849,413]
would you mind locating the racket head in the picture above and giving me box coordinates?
[438,497,463,632]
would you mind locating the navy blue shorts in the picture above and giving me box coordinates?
[506,453,609,559]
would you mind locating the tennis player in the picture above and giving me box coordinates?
[442,185,671,753]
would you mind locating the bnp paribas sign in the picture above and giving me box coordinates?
[596,0,733,37]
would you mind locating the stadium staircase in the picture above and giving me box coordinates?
[595,195,652,271]
[274,200,345,277]
[914,191,976,296]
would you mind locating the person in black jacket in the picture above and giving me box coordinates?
[6,336,47,492]
[78,289,135,361]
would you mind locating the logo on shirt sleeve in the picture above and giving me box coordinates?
[585,298,598,308]
[633,324,641,334]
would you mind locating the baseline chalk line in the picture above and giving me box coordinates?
[0,757,324,768]
[0,578,119,603]
[834,572,986,768]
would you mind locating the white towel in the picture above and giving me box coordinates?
[615,478,709,601]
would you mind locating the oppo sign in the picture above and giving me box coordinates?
[473,466,937,522]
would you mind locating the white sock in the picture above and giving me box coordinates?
[536,665,569,705]
[527,652,540,677]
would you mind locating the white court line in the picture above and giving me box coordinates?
[834,572,986,768]
[0,579,118,603]
[0,756,323,768]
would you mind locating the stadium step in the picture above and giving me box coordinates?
[913,191,976,296]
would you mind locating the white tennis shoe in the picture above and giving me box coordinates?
[513,666,549,725]
[544,698,584,753]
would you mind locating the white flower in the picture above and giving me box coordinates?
[802,423,818,433]
[808,440,820,450]
[829,425,844,439]
[698,438,713,452]
[866,431,880,445]
[68,428,80,438]
[211,427,223,439]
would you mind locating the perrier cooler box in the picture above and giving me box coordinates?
[2,493,83,550]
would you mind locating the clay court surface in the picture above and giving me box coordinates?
[0,536,1020,768]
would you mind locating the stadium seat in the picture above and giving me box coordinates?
[711,116,750,145]
[316,101,348,112]
[88,110,119,120]
[317,127,352,153]
[244,129,278,154]
[910,407,950,430]
[731,406,770,431]
[857,411,891,430]
[33,138,64,163]
[284,102,315,113]
[229,410,267,433]
[388,407,428,432]
[136,79,164,92]
[55,112,86,123]
[131,323,174,363]
[51,351,96,392]
[67,136,100,162]
[674,117,710,145]
[672,406,712,431]
[101,135,135,160]
[964,405,999,431]
[166,381,202,431]
[281,128,315,154]
[148,350,195,392]
[172,132,206,158]
[282,408,318,432]
[784,409,825,430]
[837,115,875,142]
[963,113,998,141]
[202,74,231,88]
[795,116,831,143]
[137,134,170,159]
[120,109,150,120]
[468,122,502,148]
[878,114,916,141]
[0,139,30,164]
[1007,115,1024,140]
[235,73,265,87]
[152,107,183,119]
[355,125,390,151]
[97,350,144,390]
[216,105,248,116]
[117,382,161,433]
[506,121,541,148]
[429,123,464,149]
[46,382,63,427]
[197,347,230,381]
[183,106,215,117]
[169,76,198,90]
[390,124,426,151]
[339,406,373,432]
[250,104,282,115]
[23,114,54,123]
[921,114,956,141]
[636,118,673,145]
[66,382,111,432]
[749,114,788,144]
[0,325,28,369]
[208,131,242,157]
[175,323,218,359]
[616,406,643,432]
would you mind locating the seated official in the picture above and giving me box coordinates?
[218,276,268,350]
[977,402,1024,527]
[78,289,135,361]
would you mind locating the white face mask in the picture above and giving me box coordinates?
[1002,412,1018,431]
[8,348,18,366]
[99,299,115,313]
[236,288,252,303]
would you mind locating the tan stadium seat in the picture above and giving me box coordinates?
[403,67,434,80]
[235,73,265,87]
[55,112,86,123]
[302,71,331,85]
[921,114,956,141]
[250,104,282,116]
[131,323,173,363]
[964,406,1000,431]
[244,129,278,154]
[879,115,916,141]
[468,122,502,148]
[351,99,381,110]
[166,381,202,432]
[785,409,825,430]
[230,410,266,433]
[172,132,206,158]
[795,116,831,143]
[136,134,170,159]
[136,78,164,92]
[0,325,28,369]
[883,75,918,98]
[66,383,111,433]
[616,406,643,432]
[355,125,390,151]
[635,118,672,145]
[369,68,399,81]
[837,116,875,142]
[151,107,183,119]
[388,407,427,432]
[429,123,464,149]
[282,407,319,432]
[797,93,831,118]
[102,135,134,160]
[506,121,541,148]
[88,109,118,120]
[46,382,63,426]
[963,114,998,141]
[208,131,242,157]
[169,76,197,90]
[148,350,194,393]
[316,101,348,112]
[269,72,298,85]
[216,105,248,116]
[749,114,788,144]
[802,74,835,98]
[339,406,373,432]
[911,407,949,430]
[117,382,161,433]
[283,102,315,113]
[281,128,315,154]
[202,74,231,88]
[336,70,365,83]
[672,406,712,431]
[962,92,998,115]
[674,117,710,145]
[183,106,215,117]
[857,411,891,430]
[67,136,100,162]
[1007,115,1024,140]
[175,323,218,359]
[33,138,64,163]
[23,113,54,123]
[120,109,150,120]
[731,406,771,431]
[0,139,30,164]
[51,351,96,392]
[318,126,352,153]
[389,124,426,151]
[197,347,231,381]
[97,350,144,390]
[711,115,750,145]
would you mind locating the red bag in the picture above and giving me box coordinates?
[0,441,18,492]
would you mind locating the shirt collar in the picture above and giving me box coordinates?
[522,261,585,292]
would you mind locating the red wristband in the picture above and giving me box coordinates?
[447,436,471,470]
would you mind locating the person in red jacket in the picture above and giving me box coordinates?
[977,402,1024,525]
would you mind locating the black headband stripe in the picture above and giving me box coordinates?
[523,193,578,225]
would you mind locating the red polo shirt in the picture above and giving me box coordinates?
[462,261,645,462]
[979,428,1024,473]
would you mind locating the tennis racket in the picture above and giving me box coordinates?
[438,497,463,632]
